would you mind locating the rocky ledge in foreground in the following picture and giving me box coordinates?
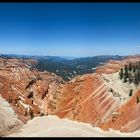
[7,115,140,137]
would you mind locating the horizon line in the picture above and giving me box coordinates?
[0,53,140,58]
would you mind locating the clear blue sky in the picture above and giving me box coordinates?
[0,3,140,57]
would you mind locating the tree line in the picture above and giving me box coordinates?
[119,61,140,85]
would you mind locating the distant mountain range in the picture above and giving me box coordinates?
[0,54,124,81]
[34,55,124,81]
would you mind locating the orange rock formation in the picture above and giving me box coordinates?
[0,58,63,123]
[0,55,140,133]
[46,55,140,132]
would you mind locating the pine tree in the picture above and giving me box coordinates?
[137,96,140,104]
[138,61,140,69]
[128,73,133,83]
[134,72,139,85]
[138,69,140,83]
[129,89,133,96]
[120,61,140,85]
[133,65,136,73]
[136,65,138,70]
[40,113,44,116]
[27,92,33,98]
[129,63,132,71]
[119,68,123,79]
[8,96,12,103]
[124,76,127,83]
[30,110,34,119]
[124,65,129,78]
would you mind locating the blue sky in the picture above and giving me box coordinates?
[0,3,140,57]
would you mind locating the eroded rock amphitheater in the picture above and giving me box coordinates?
[0,55,140,137]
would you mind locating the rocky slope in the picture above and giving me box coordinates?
[0,58,63,123]
[0,55,140,135]
[46,55,140,133]
[100,89,140,132]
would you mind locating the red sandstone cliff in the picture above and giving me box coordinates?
[46,55,140,132]
[0,56,140,133]
[0,58,63,123]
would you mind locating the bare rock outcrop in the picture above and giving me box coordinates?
[1,55,140,133]
[0,95,22,136]
[46,55,140,133]
[0,58,63,123]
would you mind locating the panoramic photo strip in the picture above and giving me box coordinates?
[0,2,140,137]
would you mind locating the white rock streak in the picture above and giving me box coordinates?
[8,115,140,137]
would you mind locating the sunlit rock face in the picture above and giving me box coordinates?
[46,73,122,126]
[46,55,140,133]
[0,55,140,133]
[100,89,140,133]
[0,58,63,123]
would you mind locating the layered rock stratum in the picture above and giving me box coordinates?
[0,58,63,123]
[46,55,140,133]
[0,55,140,137]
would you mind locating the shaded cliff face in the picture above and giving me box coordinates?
[46,55,140,133]
[0,58,63,123]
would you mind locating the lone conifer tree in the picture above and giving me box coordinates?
[138,69,140,82]
[138,61,140,69]
[30,110,34,119]
[137,96,140,104]
[124,76,127,83]
[134,72,139,85]
[129,63,132,71]
[128,73,133,83]
[124,65,129,78]
[119,68,123,79]
[129,89,133,96]
[133,65,136,73]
